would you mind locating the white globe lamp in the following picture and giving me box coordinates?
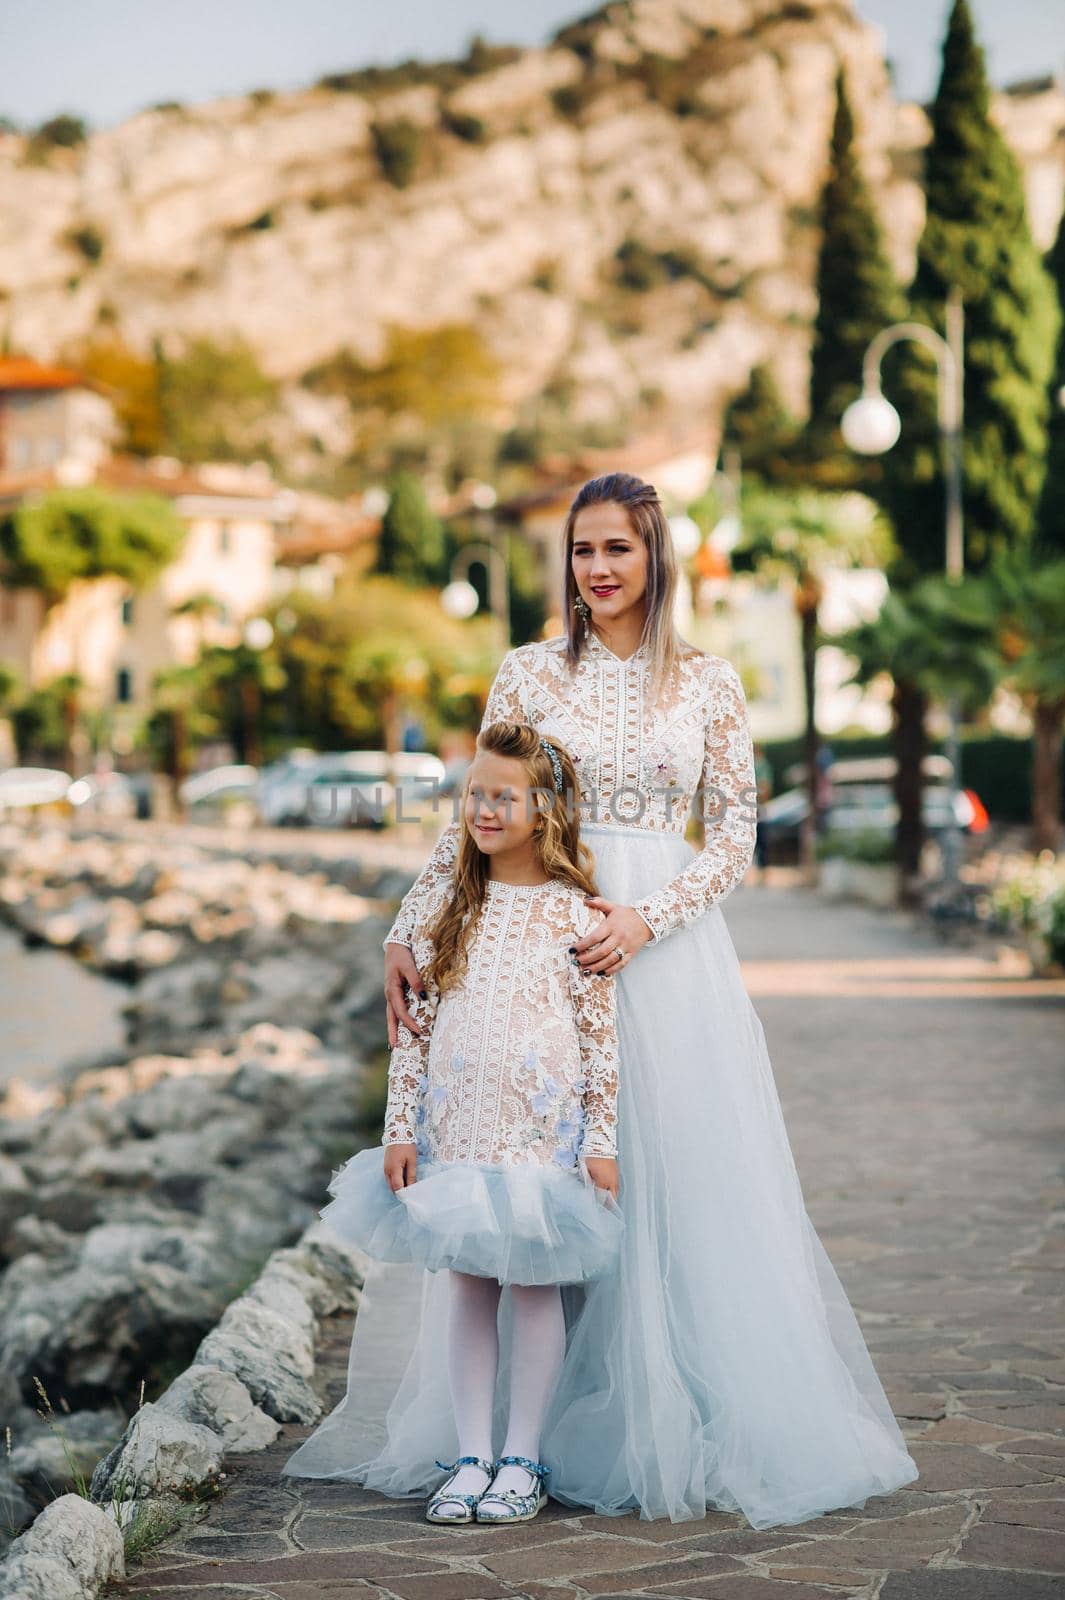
[841,392,901,456]
[441,580,479,620]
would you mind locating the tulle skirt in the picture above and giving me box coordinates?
[283,822,919,1528]
[318,1147,624,1285]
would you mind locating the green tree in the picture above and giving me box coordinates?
[0,488,184,601]
[157,337,280,463]
[881,0,1059,583]
[831,577,999,898]
[807,71,905,487]
[737,485,895,875]
[981,554,1065,852]
[1034,206,1065,563]
[721,364,798,483]
[375,472,447,586]
[75,337,164,456]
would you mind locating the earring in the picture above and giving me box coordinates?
[573,593,591,622]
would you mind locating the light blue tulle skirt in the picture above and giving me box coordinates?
[283,822,919,1528]
[320,1147,624,1285]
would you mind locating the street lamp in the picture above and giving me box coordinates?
[841,285,966,887]
[441,530,510,660]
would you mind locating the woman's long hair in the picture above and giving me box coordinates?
[560,471,702,698]
[424,720,598,996]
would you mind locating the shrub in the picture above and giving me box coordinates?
[441,107,486,144]
[32,113,87,148]
[614,239,668,292]
[371,119,421,188]
[65,224,105,262]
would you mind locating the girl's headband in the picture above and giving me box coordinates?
[540,738,564,796]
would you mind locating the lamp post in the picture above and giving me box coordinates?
[841,286,965,889]
[441,522,511,661]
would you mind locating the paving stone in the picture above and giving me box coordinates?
[366,1575,512,1600]
[906,1444,1052,1491]
[180,1531,290,1558]
[575,1551,742,1593]
[647,1578,847,1599]
[576,1511,744,1544]
[482,1533,732,1584]
[921,1418,1026,1445]
[964,1403,1065,1433]
[140,1548,447,1585]
[958,1521,1065,1573]
[293,1511,465,1548]
[762,1568,870,1588]
[385,1520,582,1556]
[981,1497,1065,1532]
[880,1570,1063,1599]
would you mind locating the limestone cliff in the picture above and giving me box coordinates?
[0,0,1061,468]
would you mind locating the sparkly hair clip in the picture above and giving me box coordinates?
[540,738,564,796]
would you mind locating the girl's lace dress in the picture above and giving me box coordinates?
[283,631,918,1529]
[315,876,623,1286]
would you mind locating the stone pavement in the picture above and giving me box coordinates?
[108,880,1064,1600]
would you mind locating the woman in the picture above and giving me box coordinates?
[295,472,917,1530]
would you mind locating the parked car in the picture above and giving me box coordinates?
[179,764,260,814]
[0,766,72,812]
[257,750,447,829]
[760,755,987,858]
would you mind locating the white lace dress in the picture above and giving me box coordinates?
[284,630,918,1529]
[316,874,623,1286]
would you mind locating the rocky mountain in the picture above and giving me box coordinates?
[1,0,1062,470]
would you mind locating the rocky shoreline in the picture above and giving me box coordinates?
[0,818,406,1562]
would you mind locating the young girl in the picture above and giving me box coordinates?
[284,719,623,1524]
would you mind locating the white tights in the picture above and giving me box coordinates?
[434,1269,566,1514]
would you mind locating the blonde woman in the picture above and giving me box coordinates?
[287,472,918,1530]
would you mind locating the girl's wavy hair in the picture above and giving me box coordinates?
[561,471,703,697]
[424,719,598,995]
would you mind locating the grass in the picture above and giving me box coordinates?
[18,1376,207,1567]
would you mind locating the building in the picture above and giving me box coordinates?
[0,359,374,763]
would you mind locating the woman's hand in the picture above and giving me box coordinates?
[584,1155,619,1199]
[573,898,653,975]
[385,941,426,1048]
[384,1143,418,1191]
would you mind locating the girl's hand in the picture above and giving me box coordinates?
[584,1156,620,1199]
[573,898,653,975]
[385,941,426,1047]
[384,1143,418,1190]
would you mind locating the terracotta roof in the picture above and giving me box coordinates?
[496,427,713,519]
[0,357,91,393]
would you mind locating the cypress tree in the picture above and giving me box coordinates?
[808,70,905,486]
[881,0,1059,584]
[1034,208,1065,562]
[374,471,446,587]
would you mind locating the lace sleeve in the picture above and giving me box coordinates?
[631,660,757,944]
[383,991,434,1145]
[383,647,529,948]
[569,905,620,1158]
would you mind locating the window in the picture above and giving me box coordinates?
[219,523,232,554]
[120,595,134,626]
[116,666,133,703]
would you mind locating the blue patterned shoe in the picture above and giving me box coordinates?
[426,1455,495,1523]
[475,1455,550,1523]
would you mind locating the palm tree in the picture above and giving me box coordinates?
[737,486,894,876]
[830,577,999,901]
[982,556,1065,853]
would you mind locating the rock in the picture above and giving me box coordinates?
[267,1229,366,1316]
[196,1298,319,1423]
[0,1493,124,1599]
[155,1364,280,1453]
[90,1402,223,1500]
[9,1409,123,1503]
[0,1465,33,1548]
